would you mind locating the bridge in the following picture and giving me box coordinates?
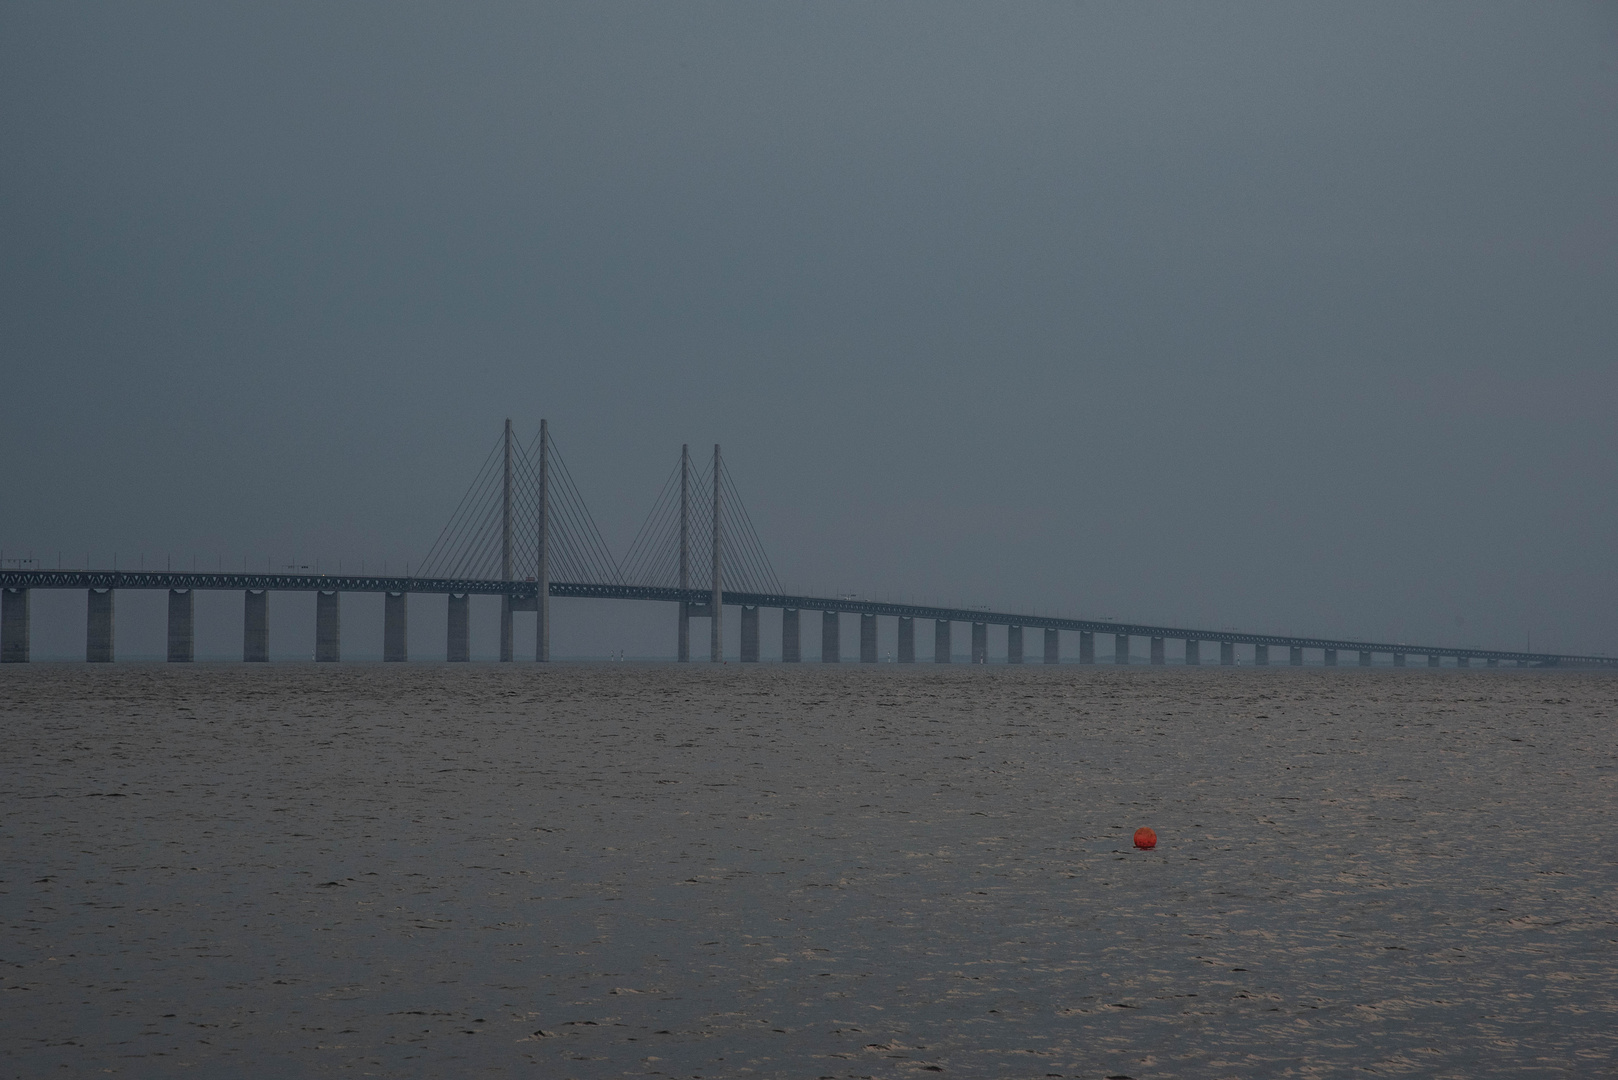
[2,421,1610,669]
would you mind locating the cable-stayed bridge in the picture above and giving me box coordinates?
[1,422,1609,668]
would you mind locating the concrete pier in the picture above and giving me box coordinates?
[1220,641,1235,666]
[1428,654,1440,667]
[677,603,690,662]
[1044,628,1058,664]
[1324,648,1338,666]
[972,622,987,664]
[1456,656,1470,668]
[244,590,268,661]
[384,592,408,662]
[1254,643,1268,666]
[167,589,194,662]
[741,605,760,662]
[316,591,340,662]
[1007,625,1023,664]
[860,613,877,663]
[1114,633,1129,665]
[1393,652,1405,667]
[1290,646,1303,666]
[898,617,915,663]
[782,608,800,662]
[498,596,513,663]
[1150,636,1165,665]
[1079,631,1094,664]
[1185,639,1200,665]
[2,588,29,663]
[935,620,951,663]
[1487,657,1498,667]
[822,610,839,663]
[87,589,114,662]
[444,594,468,661]
[1359,650,1372,667]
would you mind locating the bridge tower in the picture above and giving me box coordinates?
[537,418,551,661]
[499,417,514,662]
[711,444,723,662]
[678,444,690,662]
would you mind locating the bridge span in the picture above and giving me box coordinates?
[0,570,1607,668]
[3,422,1608,668]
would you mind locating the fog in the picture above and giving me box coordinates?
[3,3,1615,658]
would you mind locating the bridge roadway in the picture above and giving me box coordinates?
[1,569,1609,668]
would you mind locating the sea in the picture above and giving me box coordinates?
[2,664,1615,1078]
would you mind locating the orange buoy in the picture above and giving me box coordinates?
[1133,827,1157,850]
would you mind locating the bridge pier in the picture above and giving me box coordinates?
[536,588,550,663]
[972,622,987,664]
[244,590,268,661]
[167,589,194,662]
[822,610,839,663]
[1393,652,1405,667]
[684,602,712,649]
[1044,627,1059,664]
[860,613,877,663]
[1290,646,1303,666]
[2,588,29,663]
[1079,631,1094,664]
[782,608,800,662]
[898,616,915,663]
[1220,641,1234,666]
[1150,636,1165,665]
[1428,653,1440,667]
[316,591,341,662]
[1115,633,1129,665]
[1359,650,1372,667]
[1254,643,1268,666]
[87,589,114,662]
[498,597,513,662]
[1323,648,1337,666]
[1007,625,1023,664]
[935,620,951,663]
[677,602,690,662]
[741,605,760,662]
[384,592,408,662]
[1487,657,1498,668]
[1457,656,1470,668]
[447,594,470,661]
[1185,638,1200,665]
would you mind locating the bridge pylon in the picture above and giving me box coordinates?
[620,442,781,661]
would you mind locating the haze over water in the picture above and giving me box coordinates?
[4,664,1614,1078]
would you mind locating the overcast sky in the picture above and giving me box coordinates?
[3,2,1615,659]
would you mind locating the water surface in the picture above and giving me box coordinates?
[2,665,1614,1077]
